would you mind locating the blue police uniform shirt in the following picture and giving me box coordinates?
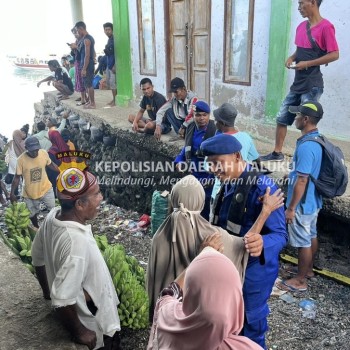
[217,164,287,258]
[174,128,214,183]
[214,163,288,338]
[286,130,323,215]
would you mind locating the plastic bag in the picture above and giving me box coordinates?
[151,190,169,236]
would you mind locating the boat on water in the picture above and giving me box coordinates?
[12,54,59,71]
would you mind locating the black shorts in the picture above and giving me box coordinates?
[83,67,94,89]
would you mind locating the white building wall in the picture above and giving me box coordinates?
[210,0,272,118]
[128,0,167,103]
[287,1,350,139]
[128,0,349,139]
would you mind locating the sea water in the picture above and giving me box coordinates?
[2,55,55,139]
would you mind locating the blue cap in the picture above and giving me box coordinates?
[194,101,210,113]
[200,133,242,156]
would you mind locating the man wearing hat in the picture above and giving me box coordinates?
[200,133,287,349]
[174,101,216,219]
[278,101,323,293]
[10,137,59,227]
[32,168,121,349]
[154,77,198,140]
[211,102,260,200]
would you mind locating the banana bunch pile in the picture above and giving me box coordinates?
[103,244,149,329]
[1,202,36,273]
[94,234,109,252]
[4,202,32,237]
[126,255,146,288]
[0,230,35,273]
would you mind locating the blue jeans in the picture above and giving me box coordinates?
[165,108,184,134]
[276,87,323,126]
[288,208,319,248]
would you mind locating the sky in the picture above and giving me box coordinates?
[0,0,113,139]
[0,0,113,56]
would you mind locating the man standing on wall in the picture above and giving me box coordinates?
[261,0,338,162]
[75,21,96,109]
[103,22,117,107]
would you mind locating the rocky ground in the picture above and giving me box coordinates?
[0,200,349,350]
[89,202,350,350]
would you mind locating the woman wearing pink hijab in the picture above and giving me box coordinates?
[148,236,263,350]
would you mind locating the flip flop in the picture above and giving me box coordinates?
[277,280,307,292]
[76,101,88,106]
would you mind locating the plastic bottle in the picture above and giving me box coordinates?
[299,299,317,319]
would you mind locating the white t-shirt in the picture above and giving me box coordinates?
[32,207,120,349]
[7,143,18,175]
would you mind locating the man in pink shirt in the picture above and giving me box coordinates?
[261,0,339,162]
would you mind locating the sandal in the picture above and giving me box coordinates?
[276,280,307,292]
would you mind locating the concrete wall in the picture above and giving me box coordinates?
[36,91,350,227]
[127,0,349,138]
[287,1,350,139]
[210,0,272,118]
[128,0,167,102]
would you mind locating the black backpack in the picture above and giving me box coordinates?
[301,135,348,198]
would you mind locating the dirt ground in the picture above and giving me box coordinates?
[1,201,349,350]
[90,203,350,350]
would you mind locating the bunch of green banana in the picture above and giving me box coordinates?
[126,255,146,288]
[103,244,149,329]
[0,229,34,272]
[4,202,32,237]
[94,234,109,252]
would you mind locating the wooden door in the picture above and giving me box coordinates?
[168,0,211,101]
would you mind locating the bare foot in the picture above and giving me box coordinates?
[284,266,315,279]
[107,101,115,107]
[84,104,96,109]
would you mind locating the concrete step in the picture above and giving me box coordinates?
[0,238,86,350]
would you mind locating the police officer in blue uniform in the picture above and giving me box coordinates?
[174,101,216,220]
[200,133,287,350]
